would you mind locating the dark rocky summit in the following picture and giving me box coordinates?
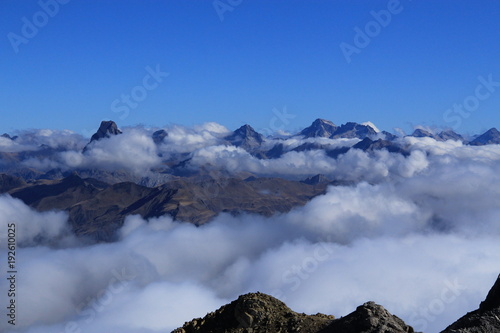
[441,274,500,333]
[172,292,334,333]
[173,292,414,333]
[89,120,122,142]
[299,119,377,140]
[409,129,464,142]
[321,301,414,333]
[83,120,122,152]
[174,274,500,333]
[173,293,413,333]
[331,122,377,139]
[152,129,168,144]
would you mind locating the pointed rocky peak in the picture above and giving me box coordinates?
[442,274,500,333]
[324,301,414,333]
[89,120,122,143]
[83,121,122,152]
[152,129,168,144]
[300,118,338,138]
[410,128,464,142]
[382,130,397,141]
[480,274,500,312]
[437,129,464,142]
[469,128,500,146]
[225,124,264,150]
[411,128,435,138]
[173,292,333,333]
[331,122,377,139]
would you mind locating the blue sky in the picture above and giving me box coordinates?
[1,0,500,137]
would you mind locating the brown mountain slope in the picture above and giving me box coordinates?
[4,173,328,241]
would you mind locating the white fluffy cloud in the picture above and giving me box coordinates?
[0,195,73,246]
[2,126,500,333]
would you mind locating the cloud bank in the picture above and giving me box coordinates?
[2,135,500,332]
[1,122,500,332]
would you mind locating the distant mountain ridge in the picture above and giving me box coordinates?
[1,118,499,189]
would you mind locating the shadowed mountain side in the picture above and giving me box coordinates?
[5,174,329,241]
[441,274,500,333]
[173,292,415,333]
[0,173,26,192]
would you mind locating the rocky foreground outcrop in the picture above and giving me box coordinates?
[174,274,500,333]
[441,274,500,333]
[172,292,414,333]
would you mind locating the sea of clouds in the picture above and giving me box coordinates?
[1,123,500,332]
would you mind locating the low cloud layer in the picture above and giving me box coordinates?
[2,123,500,332]
[2,135,500,332]
[2,122,499,186]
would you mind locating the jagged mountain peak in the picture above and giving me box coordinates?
[300,118,338,138]
[331,121,377,139]
[470,127,500,146]
[438,129,464,142]
[173,292,334,333]
[409,128,464,142]
[83,120,122,153]
[225,124,264,150]
[173,292,415,333]
[411,128,434,138]
[480,274,500,313]
[90,120,122,143]
[152,129,168,144]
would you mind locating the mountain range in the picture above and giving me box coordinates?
[1,119,500,241]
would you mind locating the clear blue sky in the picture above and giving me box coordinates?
[1,0,500,137]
